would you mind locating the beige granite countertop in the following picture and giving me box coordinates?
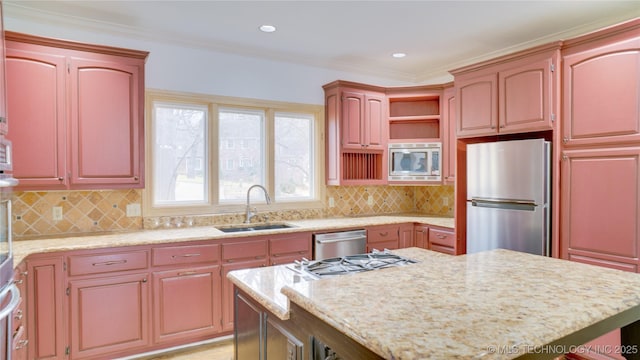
[232,248,640,359]
[13,214,453,265]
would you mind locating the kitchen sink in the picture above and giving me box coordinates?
[216,223,295,233]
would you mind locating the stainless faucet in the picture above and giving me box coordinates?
[245,184,271,223]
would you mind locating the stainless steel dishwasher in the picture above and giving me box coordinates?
[313,229,366,260]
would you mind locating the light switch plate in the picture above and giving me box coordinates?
[367,195,374,206]
[126,204,142,217]
[52,207,63,221]
[328,197,335,208]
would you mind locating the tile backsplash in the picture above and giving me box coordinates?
[12,185,454,239]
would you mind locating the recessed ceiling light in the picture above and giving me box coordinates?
[259,25,276,33]
[392,52,407,58]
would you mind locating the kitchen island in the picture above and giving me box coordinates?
[228,248,640,359]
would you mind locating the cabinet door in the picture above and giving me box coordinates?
[561,147,640,263]
[414,225,429,249]
[364,93,385,149]
[69,57,143,188]
[69,273,150,359]
[266,316,303,360]
[499,56,555,134]
[399,223,414,248]
[456,73,498,137]
[27,257,65,360]
[340,91,365,150]
[234,291,264,360]
[563,36,640,146]
[442,87,456,183]
[6,45,67,189]
[221,259,267,332]
[153,265,221,344]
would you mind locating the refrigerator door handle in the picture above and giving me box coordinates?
[470,198,537,211]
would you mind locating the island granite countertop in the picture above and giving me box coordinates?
[12,214,453,265]
[230,248,640,359]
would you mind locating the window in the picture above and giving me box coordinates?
[218,108,264,203]
[275,112,314,200]
[145,90,323,215]
[152,102,208,206]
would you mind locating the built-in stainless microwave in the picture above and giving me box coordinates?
[388,142,441,182]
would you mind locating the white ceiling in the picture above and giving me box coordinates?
[4,1,640,84]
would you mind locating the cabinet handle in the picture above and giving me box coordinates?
[178,271,197,276]
[491,126,496,129]
[298,251,306,254]
[436,234,447,239]
[14,309,23,321]
[273,254,280,257]
[92,260,127,267]
[255,256,264,260]
[379,231,388,236]
[13,279,23,285]
[172,253,201,258]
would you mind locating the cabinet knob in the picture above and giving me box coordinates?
[58,177,64,181]
[14,310,23,320]
[142,278,148,283]
[562,137,568,144]
[491,126,496,129]
[499,124,505,128]
[134,176,139,181]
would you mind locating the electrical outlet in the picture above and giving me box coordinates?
[442,197,449,206]
[52,207,63,221]
[126,203,142,217]
[328,197,335,208]
[367,195,374,206]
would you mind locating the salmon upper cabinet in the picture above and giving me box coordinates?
[5,32,148,190]
[451,42,561,138]
[324,80,387,185]
[562,21,640,147]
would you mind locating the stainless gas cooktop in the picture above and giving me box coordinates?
[287,249,417,279]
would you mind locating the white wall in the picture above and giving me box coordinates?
[4,16,418,105]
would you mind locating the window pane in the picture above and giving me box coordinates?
[275,112,313,200]
[219,108,265,202]
[153,102,208,205]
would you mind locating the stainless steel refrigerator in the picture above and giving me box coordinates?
[466,139,550,256]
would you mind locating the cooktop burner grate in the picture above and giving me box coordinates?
[293,249,417,278]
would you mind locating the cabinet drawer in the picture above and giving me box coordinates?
[222,239,268,262]
[68,251,149,276]
[367,226,399,243]
[428,228,455,248]
[153,244,220,266]
[269,234,310,255]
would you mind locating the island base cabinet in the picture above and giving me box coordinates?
[69,273,150,359]
[234,290,264,360]
[234,288,304,360]
[152,265,221,344]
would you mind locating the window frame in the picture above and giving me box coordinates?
[144,89,325,217]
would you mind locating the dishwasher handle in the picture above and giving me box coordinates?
[315,235,366,244]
